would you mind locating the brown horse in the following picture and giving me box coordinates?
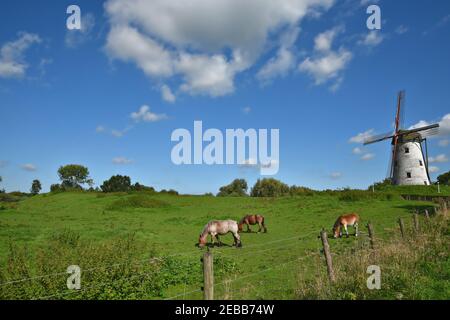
[238,214,267,233]
[198,220,242,248]
[332,213,360,238]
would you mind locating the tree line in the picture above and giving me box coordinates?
[0,164,449,196]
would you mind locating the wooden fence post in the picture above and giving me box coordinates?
[441,201,448,217]
[202,249,214,300]
[320,229,336,283]
[424,209,430,220]
[413,213,420,234]
[367,222,376,249]
[398,218,405,239]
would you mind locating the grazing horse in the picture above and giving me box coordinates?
[238,214,267,233]
[333,213,360,238]
[198,220,242,248]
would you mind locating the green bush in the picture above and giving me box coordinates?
[217,179,248,197]
[50,184,64,193]
[160,189,179,195]
[0,232,237,300]
[101,175,131,193]
[289,185,315,196]
[250,178,290,197]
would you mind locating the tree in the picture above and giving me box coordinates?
[101,175,131,193]
[0,176,4,193]
[131,182,155,192]
[437,170,450,186]
[50,183,63,193]
[57,164,91,189]
[217,179,248,197]
[368,178,392,191]
[250,178,290,197]
[30,179,42,195]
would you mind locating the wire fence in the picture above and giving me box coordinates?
[1,205,444,300]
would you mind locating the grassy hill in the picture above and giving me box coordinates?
[0,190,448,300]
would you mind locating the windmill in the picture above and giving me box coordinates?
[364,91,440,185]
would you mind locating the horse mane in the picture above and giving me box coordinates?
[200,222,211,239]
[333,216,342,229]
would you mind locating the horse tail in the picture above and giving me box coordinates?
[261,215,267,233]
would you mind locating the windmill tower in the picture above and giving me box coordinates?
[364,91,440,186]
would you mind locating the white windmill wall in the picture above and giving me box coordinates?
[392,141,430,185]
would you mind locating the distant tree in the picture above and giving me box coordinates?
[159,188,179,195]
[217,179,248,197]
[50,183,63,193]
[368,178,392,191]
[289,185,314,196]
[437,170,450,186]
[0,176,4,193]
[57,164,91,190]
[101,175,131,192]
[131,182,155,192]
[250,178,290,197]
[30,179,42,195]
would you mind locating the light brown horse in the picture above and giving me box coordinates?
[198,220,242,248]
[333,213,360,238]
[238,214,267,233]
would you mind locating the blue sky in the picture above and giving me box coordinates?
[0,0,449,194]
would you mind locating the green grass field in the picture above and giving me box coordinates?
[0,190,448,300]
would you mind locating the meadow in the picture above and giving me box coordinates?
[0,188,448,300]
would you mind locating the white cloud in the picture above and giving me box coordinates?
[130,105,167,122]
[106,25,174,78]
[176,52,246,96]
[256,27,300,84]
[330,172,342,179]
[408,120,430,130]
[299,48,352,85]
[111,129,125,137]
[96,125,133,138]
[395,25,409,35]
[161,84,176,103]
[428,166,440,174]
[314,27,341,52]
[438,139,449,147]
[352,147,363,154]
[242,106,251,114]
[361,153,375,161]
[21,163,37,171]
[65,13,95,48]
[299,26,351,87]
[112,157,133,164]
[439,114,450,135]
[429,154,448,163]
[359,31,384,47]
[0,32,42,79]
[104,0,335,97]
[349,129,375,144]
[256,47,296,84]
[409,113,450,136]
